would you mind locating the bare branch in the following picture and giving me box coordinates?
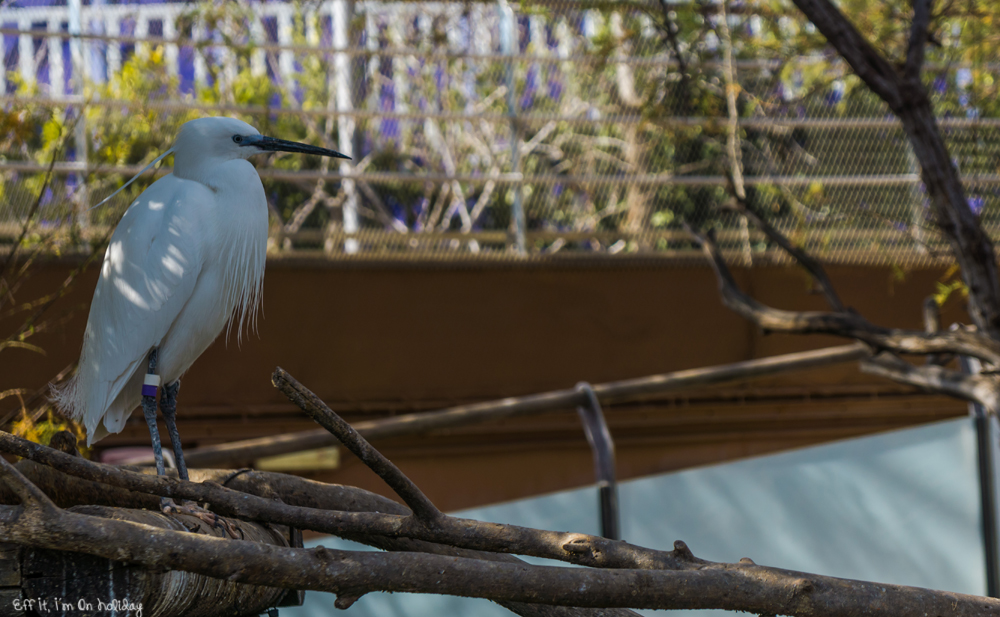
[687,224,1000,363]
[3,415,1000,614]
[2,494,1000,616]
[923,297,940,334]
[904,0,933,82]
[0,432,694,577]
[861,353,1000,412]
[0,461,643,617]
[357,180,410,233]
[718,1,745,203]
[920,297,956,366]
[0,125,67,311]
[657,0,691,107]
[729,201,845,312]
[272,367,444,523]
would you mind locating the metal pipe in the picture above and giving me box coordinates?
[499,0,527,254]
[331,0,359,254]
[183,343,869,468]
[12,92,1000,131]
[3,158,977,188]
[576,382,619,540]
[962,356,1000,597]
[1,23,999,76]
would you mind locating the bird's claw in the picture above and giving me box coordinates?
[160,497,242,538]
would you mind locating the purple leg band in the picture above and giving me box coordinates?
[141,384,158,397]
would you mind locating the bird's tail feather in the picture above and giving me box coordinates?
[50,373,101,446]
[50,374,85,424]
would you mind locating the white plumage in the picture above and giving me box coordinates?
[53,117,345,452]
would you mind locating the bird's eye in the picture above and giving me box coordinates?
[232,135,243,144]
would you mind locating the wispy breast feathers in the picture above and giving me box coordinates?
[223,221,266,342]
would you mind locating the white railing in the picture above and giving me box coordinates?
[1,1,306,94]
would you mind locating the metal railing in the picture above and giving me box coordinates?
[181,343,870,468]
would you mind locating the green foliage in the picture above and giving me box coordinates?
[10,409,91,459]
[934,265,970,308]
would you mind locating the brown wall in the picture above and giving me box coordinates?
[1,259,968,511]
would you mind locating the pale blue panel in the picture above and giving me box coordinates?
[283,417,984,617]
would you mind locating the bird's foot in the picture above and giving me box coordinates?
[160,497,242,539]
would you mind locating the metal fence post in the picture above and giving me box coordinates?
[331,0,359,254]
[499,0,526,255]
[69,0,89,229]
[961,355,1000,597]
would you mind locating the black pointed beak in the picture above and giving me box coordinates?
[247,135,351,160]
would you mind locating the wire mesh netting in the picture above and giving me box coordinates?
[0,0,998,263]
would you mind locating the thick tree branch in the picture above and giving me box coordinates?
[0,431,689,571]
[862,353,1000,412]
[790,0,1000,339]
[788,0,902,108]
[1,466,642,617]
[0,458,639,617]
[272,367,443,524]
[904,0,932,81]
[688,225,1000,363]
[1,463,999,615]
[0,454,55,513]
[3,384,998,614]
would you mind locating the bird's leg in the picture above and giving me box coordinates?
[141,348,167,478]
[159,380,189,482]
[142,348,178,516]
[158,378,240,538]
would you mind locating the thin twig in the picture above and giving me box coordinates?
[658,0,690,95]
[923,297,940,334]
[272,367,443,523]
[920,296,953,366]
[0,140,65,311]
[727,201,845,312]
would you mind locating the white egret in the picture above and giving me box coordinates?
[53,117,348,506]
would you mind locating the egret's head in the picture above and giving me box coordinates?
[173,117,349,179]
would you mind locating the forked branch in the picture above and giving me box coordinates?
[1,485,996,616]
[687,224,1000,363]
[790,0,1000,339]
[0,429,684,571]
[2,411,1000,615]
[861,353,1000,412]
[273,367,443,524]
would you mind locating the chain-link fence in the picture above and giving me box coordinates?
[0,0,997,263]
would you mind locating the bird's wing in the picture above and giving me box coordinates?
[72,175,213,437]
